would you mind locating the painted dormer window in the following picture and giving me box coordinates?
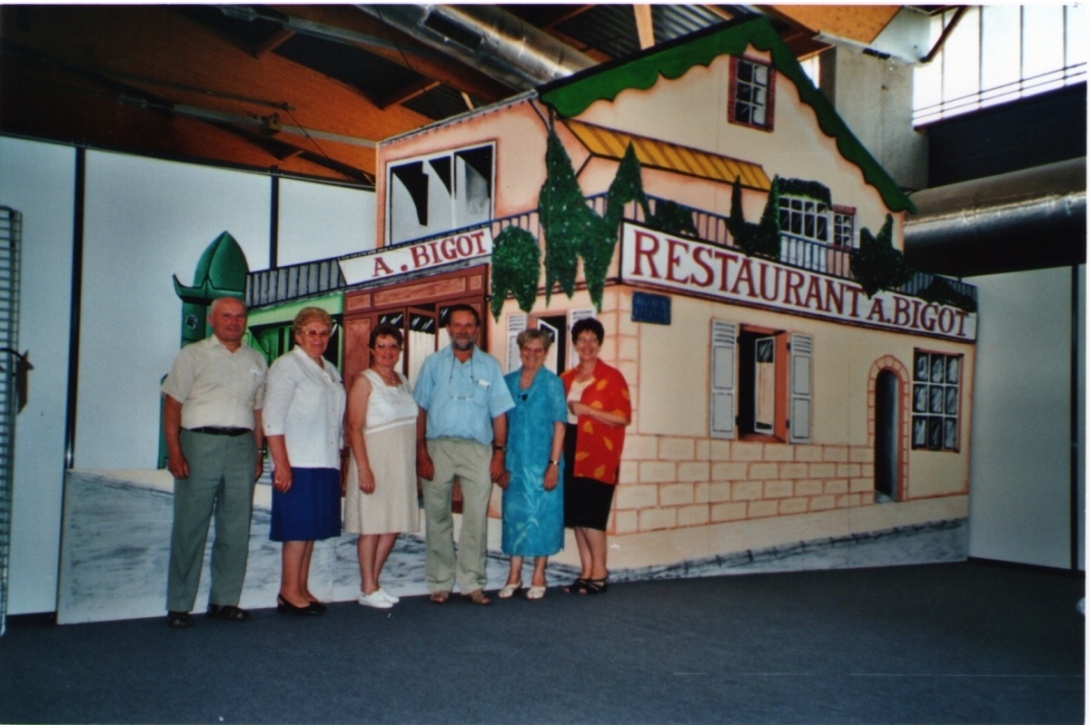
[386,144,494,245]
[729,56,775,131]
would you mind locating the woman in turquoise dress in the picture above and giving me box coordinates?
[498,329,567,600]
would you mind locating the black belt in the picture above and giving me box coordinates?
[188,426,252,437]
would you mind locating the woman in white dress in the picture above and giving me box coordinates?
[345,323,419,608]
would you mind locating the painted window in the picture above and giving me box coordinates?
[386,144,494,245]
[779,194,832,272]
[729,57,775,130]
[911,349,961,451]
[710,320,811,443]
[833,206,856,247]
[779,195,829,244]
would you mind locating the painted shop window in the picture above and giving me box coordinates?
[729,56,775,131]
[912,350,961,451]
[710,320,811,443]
[386,144,495,245]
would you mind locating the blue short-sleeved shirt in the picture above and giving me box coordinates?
[414,346,515,446]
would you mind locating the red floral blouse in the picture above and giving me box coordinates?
[560,359,632,486]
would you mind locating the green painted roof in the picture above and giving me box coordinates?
[537,17,916,215]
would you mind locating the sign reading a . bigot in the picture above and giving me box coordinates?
[340,228,493,285]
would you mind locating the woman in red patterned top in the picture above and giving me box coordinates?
[560,317,631,595]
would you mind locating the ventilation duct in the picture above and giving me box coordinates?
[357,4,596,90]
[905,158,1086,277]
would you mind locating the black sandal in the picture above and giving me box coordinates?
[577,578,608,595]
[563,577,588,594]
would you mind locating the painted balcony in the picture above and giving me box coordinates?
[246,192,976,310]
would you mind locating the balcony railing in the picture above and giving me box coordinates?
[247,192,976,309]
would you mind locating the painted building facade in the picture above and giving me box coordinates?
[251,18,978,571]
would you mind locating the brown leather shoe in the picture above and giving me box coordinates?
[463,589,492,606]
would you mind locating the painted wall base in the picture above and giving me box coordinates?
[57,471,968,624]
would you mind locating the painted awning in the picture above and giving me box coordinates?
[564,119,771,191]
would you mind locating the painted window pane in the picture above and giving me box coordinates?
[388,145,494,245]
[913,350,961,452]
[732,58,772,130]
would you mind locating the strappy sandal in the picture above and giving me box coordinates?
[576,578,608,596]
[563,577,588,594]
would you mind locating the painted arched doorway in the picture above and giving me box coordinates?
[875,369,900,502]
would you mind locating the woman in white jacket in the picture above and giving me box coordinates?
[263,307,346,616]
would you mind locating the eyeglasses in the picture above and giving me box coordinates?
[448,356,479,400]
[373,343,401,351]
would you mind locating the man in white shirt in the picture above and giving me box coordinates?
[161,296,267,628]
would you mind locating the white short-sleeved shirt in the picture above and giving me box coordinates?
[161,335,267,430]
[262,346,346,468]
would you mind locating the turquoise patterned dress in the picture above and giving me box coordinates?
[502,367,567,557]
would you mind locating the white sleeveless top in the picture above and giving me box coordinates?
[363,369,418,434]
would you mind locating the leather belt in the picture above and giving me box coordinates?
[187,426,252,437]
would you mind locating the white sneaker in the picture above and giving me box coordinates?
[357,590,392,609]
[375,587,400,604]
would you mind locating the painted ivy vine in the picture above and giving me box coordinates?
[490,226,541,320]
[850,214,914,297]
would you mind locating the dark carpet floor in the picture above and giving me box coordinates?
[0,560,1083,724]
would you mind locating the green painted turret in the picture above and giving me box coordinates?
[172,231,250,345]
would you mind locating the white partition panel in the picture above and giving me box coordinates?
[278,179,375,265]
[968,266,1085,569]
[77,151,271,470]
[0,136,76,614]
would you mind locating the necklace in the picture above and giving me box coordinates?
[372,367,399,386]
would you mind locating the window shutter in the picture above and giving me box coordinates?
[710,320,737,439]
[788,333,813,443]
[506,313,527,373]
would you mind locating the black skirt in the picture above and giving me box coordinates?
[562,424,616,531]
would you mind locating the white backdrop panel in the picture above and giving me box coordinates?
[0,136,76,613]
[76,151,271,470]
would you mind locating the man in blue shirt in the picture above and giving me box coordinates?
[415,304,515,605]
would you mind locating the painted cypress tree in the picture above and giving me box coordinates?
[749,175,781,258]
[727,176,746,240]
[605,143,646,228]
[538,126,585,303]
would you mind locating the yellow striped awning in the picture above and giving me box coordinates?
[563,119,771,191]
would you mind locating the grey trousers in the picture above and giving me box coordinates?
[421,438,493,594]
[166,429,257,612]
